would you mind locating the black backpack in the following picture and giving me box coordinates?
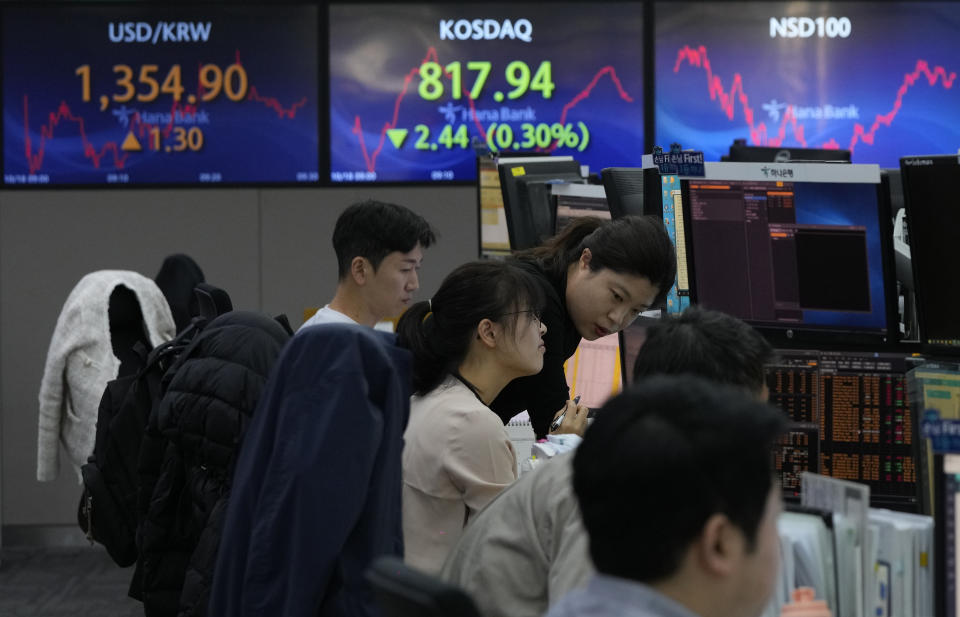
[77,335,192,566]
[78,283,233,567]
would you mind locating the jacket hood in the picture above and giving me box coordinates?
[154,254,205,332]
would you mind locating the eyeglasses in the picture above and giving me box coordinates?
[498,310,542,328]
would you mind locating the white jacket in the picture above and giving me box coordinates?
[37,270,175,481]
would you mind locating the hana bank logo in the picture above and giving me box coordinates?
[762,99,860,123]
[438,102,463,124]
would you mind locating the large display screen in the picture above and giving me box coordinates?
[329,3,645,183]
[2,5,320,185]
[655,2,960,166]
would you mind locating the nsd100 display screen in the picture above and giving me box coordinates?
[655,2,960,166]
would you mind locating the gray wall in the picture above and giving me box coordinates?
[0,185,476,528]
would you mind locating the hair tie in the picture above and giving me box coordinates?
[422,311,433,324]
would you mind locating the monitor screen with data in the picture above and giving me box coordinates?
[680,162,895,345]
[768,348,925,511]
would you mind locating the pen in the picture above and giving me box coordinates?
[549,395,581,432]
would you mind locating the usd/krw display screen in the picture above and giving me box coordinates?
[2,5,320,185]
[329,3,644,183]
[655,2,960,166]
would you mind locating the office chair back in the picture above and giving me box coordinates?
[366,555,482,617]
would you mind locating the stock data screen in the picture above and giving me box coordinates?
[768,349,923,511]
[655,2,960,166]
[329,3,645,183]
[2,5,320,185]
[685,179,889,334]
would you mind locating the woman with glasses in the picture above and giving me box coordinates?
[396,260,561,573]
[491,216,677,439]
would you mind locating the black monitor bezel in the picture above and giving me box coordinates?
[723,143,852,164]
[679,175,899,349]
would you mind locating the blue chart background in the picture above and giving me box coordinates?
[656,2,960,166]
[791,182,887,331]
[329,3,645,183]
[2,5,319,185]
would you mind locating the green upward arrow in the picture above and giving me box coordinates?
[386,128,408,150]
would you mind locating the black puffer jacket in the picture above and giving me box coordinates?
[135,311,290,617]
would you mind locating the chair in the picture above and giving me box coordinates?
[366,556,482,617]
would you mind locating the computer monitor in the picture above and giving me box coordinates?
[899,155,960,354]
[478,153,554,258]
[477,156,510,258]
[881,167,917,339]
[621,315,925,512]
[679,162,897,346]
[498,157,583,251]
[564,333,621,409]
[936,453,960,617]
[722,141,852,164]
[767,348,926,512]
[552,184,610,234]
[600,167,663,219]
[906,360,960,522]
[618,319,651,386]
[623,319,925,509]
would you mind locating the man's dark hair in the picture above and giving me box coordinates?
[573,375,785,582]
[333,200,436,280]
[632,306,773,394]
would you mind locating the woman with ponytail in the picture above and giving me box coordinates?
[396,260,577,573]
[491,215,677,438]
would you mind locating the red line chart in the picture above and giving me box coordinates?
[672,44,956,154]
[234,51,309,120]
[350,46,635,173]
[23,96,130,173]
[247,86,308,119]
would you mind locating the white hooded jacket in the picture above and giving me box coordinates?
[37,270,175,481]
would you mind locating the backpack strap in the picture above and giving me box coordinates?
[273,314,294,337]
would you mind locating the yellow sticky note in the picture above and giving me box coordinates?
[511,166,526,176]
